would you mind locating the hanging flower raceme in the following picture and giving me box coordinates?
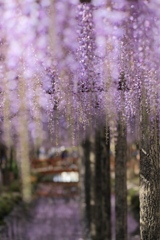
[0,0,160,148]
[0,0,53,147]
[76,2,106,136]
[122,1,160,122]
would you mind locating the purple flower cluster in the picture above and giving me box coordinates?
[0,0,159,148]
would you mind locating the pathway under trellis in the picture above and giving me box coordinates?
[0,197,81,240]
[0,194,139,240]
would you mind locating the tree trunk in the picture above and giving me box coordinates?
[94,127,111,240]
[89,135,96,239]
[94,130,103,240]
[83,138,91,233]
[115,120,127,240]
[79,138,91,240]
[102,127,111,240]
[79,128,111,240]
[140,106,160,240]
